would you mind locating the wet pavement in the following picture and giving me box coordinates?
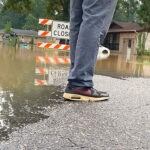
[0,44,150,149]
[0,76,150,150]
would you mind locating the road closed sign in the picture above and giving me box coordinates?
[52,21,70,39]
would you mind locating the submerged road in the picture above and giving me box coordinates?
[0,75,150,150]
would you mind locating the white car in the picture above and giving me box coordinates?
[97,45,110,60]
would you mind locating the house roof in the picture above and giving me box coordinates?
[109,21,144,33]
[0,29,38,36]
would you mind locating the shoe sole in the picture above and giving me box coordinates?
[63,93,109,102]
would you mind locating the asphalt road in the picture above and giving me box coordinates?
[0,75,150,150]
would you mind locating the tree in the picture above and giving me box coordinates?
[0,0,6,7]
[113,0,139,23]
[1,0,70,21]
[23,15,40,31]
[4,21,12,33]
[46,0,69,21]
[0,0,47,30]
[0,10,26,29]
[2,0,147,31]
[1,0,32,13]
[2,0,142,23]
[137,0,150,31]
[23,0,48,31]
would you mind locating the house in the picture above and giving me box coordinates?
[103,21,150,55]
[0,29,47,44]
[0,22,150,55]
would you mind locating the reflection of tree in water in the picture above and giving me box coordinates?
[0,55,64,141]
[134,56,144,77]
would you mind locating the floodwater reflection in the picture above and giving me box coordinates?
[35,55,69,86]
[35,67,68,86]
[0,44,67,141]
[0,44,150,141]
[96,54,150,78]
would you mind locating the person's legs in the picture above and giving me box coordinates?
[69,0,83,72]
[68,0,118,87]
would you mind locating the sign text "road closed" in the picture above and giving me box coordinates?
[52,21,70,39]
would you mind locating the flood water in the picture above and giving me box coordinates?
[0,43,150,141]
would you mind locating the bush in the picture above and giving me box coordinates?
[4,21,12,34]
[137,33,150,56]
[30,37,34,45]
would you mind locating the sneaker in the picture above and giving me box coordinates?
[63,84,109,101]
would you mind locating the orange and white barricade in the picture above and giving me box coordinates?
[36,56,70,64]
[34,79,48,86]
[35,18,70,86]
[39,19,53,25]
[38,30,51,37]
[35,68,48,74]
[37,42,70,50]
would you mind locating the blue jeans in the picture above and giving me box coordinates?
[68,0,118,87]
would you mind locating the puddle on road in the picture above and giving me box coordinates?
[0,44,150,141]
[0,44,69,141]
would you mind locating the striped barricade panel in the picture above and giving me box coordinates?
[34,79,48,86]
[39,19,53,25]
[35,68,48,74]
[36,56,70,64]
[37,42,70,50]
[38,30,51,37]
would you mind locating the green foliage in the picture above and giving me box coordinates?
[0,11,27,29]
[23,0,48,31]
[2,0,139,23]
[1,0,70,21]
[113,0,139,22]
[30,37,34,45]
[4,21,12,33]
[31,0,47,18]
[137,0,150,31]
[9,36,18,46]
[143,50,150,56]
[23,15,39,30]
[46,0,70,21]
[0,0,47,30]
[1,0,32,13]
[137,32,148,55]
[0,0,149,31]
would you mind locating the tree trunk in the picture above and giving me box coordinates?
[62,0,70,19]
